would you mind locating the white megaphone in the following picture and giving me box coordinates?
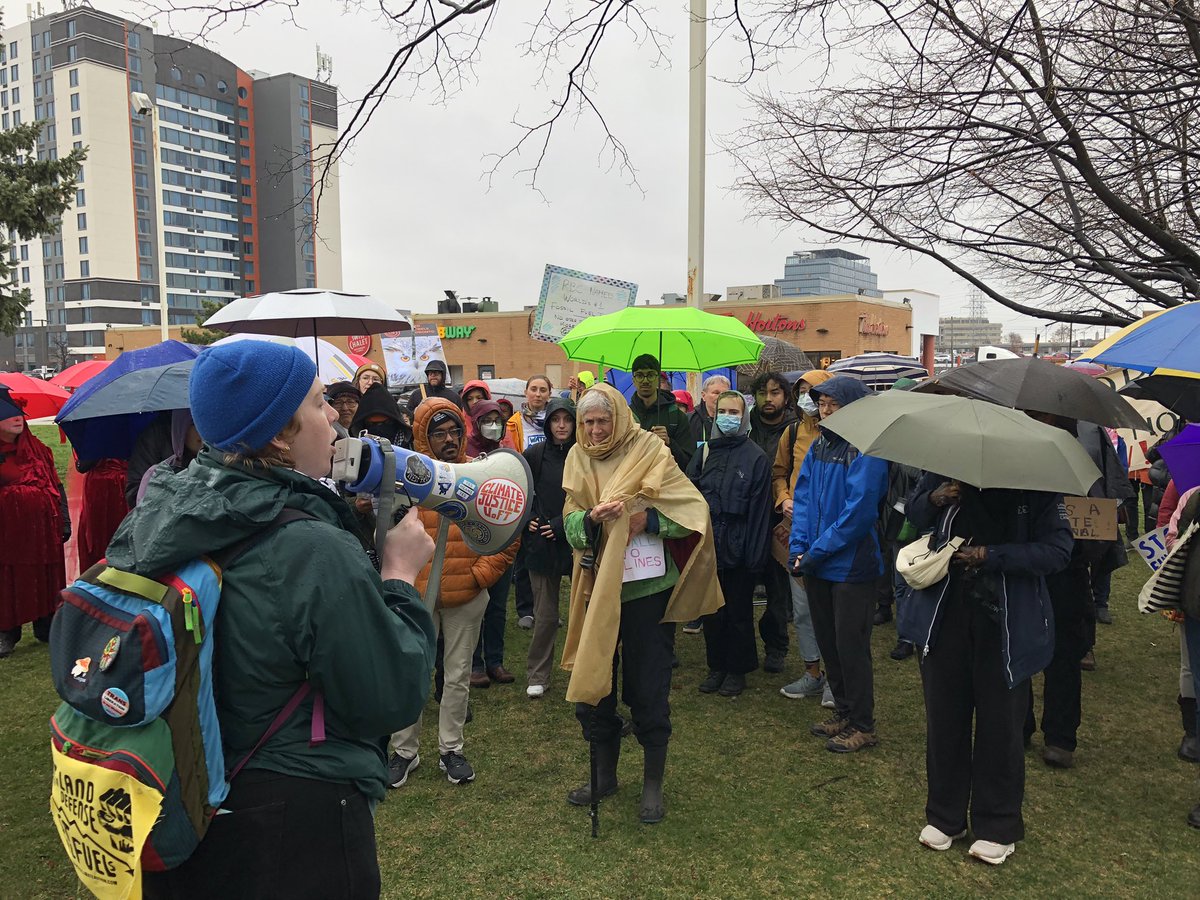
[331,435,533,556]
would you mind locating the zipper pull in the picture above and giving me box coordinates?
[183,589,202,644]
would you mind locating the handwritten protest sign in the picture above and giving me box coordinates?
[623,533,666,583]
[1133,526,1171,572]
[1062,496,1119,541]
[531,264,637,343]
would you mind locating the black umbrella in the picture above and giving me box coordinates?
[1119,375,1200,423]
[735,336,813,382]
[914,357,1146,430]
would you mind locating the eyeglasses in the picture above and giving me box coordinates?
[632,371,659,382]
[329,397,359,408]
[429,427,464,441]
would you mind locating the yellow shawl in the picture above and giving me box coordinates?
[560,383,724,705]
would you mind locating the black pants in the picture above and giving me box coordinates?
[757,560,792,655]
[472,564,513,671]
[1025,565,1091,752]
[921,586,1029,845]
[1121,479,1153,541]
[143,770,380,900]
[805,576,875,731]
[575,589,675,749]
[704,567,759,675]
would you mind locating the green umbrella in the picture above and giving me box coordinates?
[559,306,764,371]
[820,391,1101,494]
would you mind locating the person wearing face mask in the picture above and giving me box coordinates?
[773,369,835,705]
[353,362,388,396]
[131,342,437,896]
[686,391,771,697]
[688,374,731,448]
[523,397,578,698]
[466,399,519,688]
[0,386,69,659]
[748,371,799,675]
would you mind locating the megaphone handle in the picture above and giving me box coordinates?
[422,518,452,615]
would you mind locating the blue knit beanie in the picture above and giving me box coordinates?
[188,342,317,452]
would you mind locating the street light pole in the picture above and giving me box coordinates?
[685,0,707,398]
[132,92,170,342]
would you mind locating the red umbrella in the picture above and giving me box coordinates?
[0,372,71,419]
[51,359,111,392]
[347,352,372,370]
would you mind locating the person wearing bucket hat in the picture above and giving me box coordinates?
[124,340,438,896]
[406,358,462,416]
[0,386,69,658]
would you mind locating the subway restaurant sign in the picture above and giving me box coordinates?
[438,325,476,340]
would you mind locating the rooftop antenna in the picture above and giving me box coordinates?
[316,45,334,83]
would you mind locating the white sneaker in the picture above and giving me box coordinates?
[968,839,1015,865]
[526,684,545,699]
[820,683,836,709]
[919,824,967,851]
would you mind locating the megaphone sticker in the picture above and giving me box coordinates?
[454,477,479,502]
[434,462,455,498]
[460,520,492,546]
[404,456,433,486]
[434,501,469,521]
[475,478,526,526]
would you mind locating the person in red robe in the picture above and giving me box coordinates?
[0,386,69,657]
[76,457,130,571]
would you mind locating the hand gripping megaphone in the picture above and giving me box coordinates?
[331,435,533,556]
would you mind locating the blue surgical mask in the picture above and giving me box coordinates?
[715,413,742,435]
[798,393,818,417]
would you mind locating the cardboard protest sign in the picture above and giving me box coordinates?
[623,533,666,583]
[1062,496,1119,541]
[531,264,637,344]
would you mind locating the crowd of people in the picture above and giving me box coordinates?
[2,341,1198,894]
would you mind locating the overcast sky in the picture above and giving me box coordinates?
[3,0,1074,339]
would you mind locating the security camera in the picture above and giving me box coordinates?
[130,92,154,117]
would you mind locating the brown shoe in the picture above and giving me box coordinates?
[810,715,850,738]
[469,670,491,689]
[1080,651,1096,672]
[487,665,515,684]
[826,726,879,753]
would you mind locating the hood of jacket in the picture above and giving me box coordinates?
[413,397,466,462]
[542,396,577,445]
[461,379,492,402]
[709,393,752,442]
[792,369,835,398]
[468,398,505,427]
[350,383,403,432]
[810,374,870,407]
[105,448,353,575]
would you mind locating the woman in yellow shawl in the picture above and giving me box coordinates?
[560,383,723,824]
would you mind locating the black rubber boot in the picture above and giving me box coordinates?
[639,745,667,824]
[566,739,620,806]
[1180,696,1199,764]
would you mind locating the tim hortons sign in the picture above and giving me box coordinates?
[858,315,889,336]
[744,312,807,334]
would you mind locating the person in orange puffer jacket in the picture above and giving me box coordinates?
[386,397,519,788]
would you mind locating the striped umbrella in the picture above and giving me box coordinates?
[211,334,361,384]
[827,352,929,391]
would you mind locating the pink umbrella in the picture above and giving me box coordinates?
[51,359,111,392]
[1061,360,1106,377]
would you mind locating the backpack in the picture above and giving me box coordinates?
[48,509,321,894]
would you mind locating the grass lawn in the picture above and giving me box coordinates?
[4,431,1198,896]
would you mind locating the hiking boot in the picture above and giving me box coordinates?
[718,673,746,697]
[820,683,836,709]
[780,671,826,699]
[874,606,892,626]
[567,739,620,806]
[968,839,1015,865]
[1042,745,1075,769]
[1096,606,1113,625]
[1080,650,1096,671]
[387,752,419,788]
[469,670,491,689]
[890,640,914,661]
[699,670,726,694]
[919,824,967,851]
[682,619,703,634]
[826,725,879,753]
[640,746,667,824]
[487,665,515,684]
[810,715,850,738]
[439,751,476,784]
[763,649,786,674]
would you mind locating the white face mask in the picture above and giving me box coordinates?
[797,392,818,417]
[480,422,504,441]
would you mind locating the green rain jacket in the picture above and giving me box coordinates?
[105,449,437,801]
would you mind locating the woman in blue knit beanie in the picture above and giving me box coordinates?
[118,340,439,899]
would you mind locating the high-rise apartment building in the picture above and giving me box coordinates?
[1,5,342,366]
[774,249,881,298]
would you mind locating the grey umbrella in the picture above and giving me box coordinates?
[915,356,1145,430]
[735,336,814,382]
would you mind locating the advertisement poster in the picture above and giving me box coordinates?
[382,325,447,387]
[531,264,638,344]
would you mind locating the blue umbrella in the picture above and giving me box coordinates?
[56,341,199,459]
[1086,303,1200,376]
